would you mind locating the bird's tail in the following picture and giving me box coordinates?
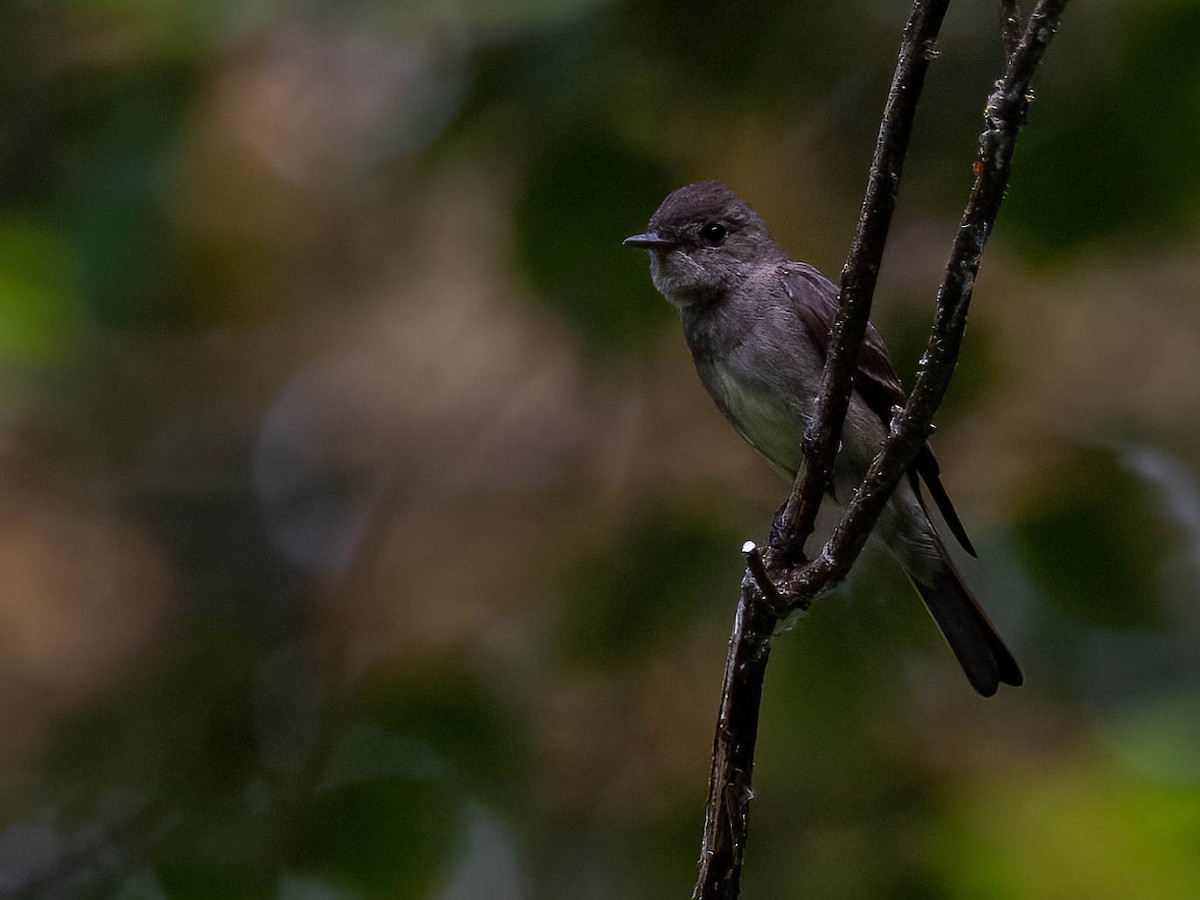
[911,543,1023,696]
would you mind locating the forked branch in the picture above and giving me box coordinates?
[693,2,1071,898]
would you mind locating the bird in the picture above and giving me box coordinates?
[624,180,1021,696]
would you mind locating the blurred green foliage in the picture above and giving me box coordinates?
[1013,445,1172,628]
[515,132,673,353]
[0,215,83,361]
[2,0,1200,898]
[555,506,741,662]
[1006,2,1200,256]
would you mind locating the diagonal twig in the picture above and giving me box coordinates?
[792,0,1072,596]
[1001,0,1025,58]
[772,0,952,565]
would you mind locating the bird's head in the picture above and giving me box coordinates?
[624,180,786,309]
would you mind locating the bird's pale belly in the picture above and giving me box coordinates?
[701,355,885,497]
[704,362,808,479]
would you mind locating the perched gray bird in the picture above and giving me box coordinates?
[624,180,1021,696]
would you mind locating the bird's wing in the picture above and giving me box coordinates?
[781,263,907,422]
[781,264,977,557]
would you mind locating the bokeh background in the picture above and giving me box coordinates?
[3,0,1199,897]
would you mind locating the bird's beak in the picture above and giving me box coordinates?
[622,232,676,250]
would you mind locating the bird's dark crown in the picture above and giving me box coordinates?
[648,180,766,241]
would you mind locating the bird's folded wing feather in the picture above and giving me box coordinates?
[781,264,977,557]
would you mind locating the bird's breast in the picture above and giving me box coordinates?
[698,357,808,479]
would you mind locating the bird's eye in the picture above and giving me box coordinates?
[700,222,727,245]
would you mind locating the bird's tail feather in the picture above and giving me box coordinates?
[911,548,1023,697]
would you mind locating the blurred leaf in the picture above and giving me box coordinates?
[153,800,275,900]
[154,862,274,900]
[936,758,1200,900]
[62,0,258,56]
[51,633,260,796]
[1101,690,1200,785]
[434,804,524,900]
[322,724,448,790]
[1012,444,1174,628]
[514,131,674,354]
[1005,1,1200,255]
[276,871,362,900]
[0,215,83,361]
[113,868,170,900]
[350,668,522,805]
[617,0,874,109]
[554,506,739,664]
[457,0,609,28]
[634,803,718,900]
[61,63,195,326]
[757,579,914,789]
[287,776,458,900]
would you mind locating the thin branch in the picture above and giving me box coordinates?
[1001,0,1024,58]
[692,1,1070,897]
[772,0,951,564]
[694,3,952,897]
[797,0,1071,595]
[692,570,778,900]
